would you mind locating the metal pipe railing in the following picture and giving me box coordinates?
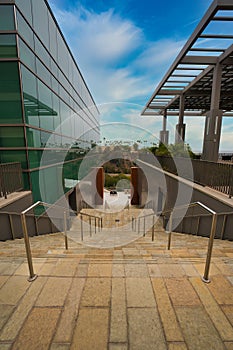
[21,201,70,281]
[0,162,23,199]
[134,201,217,283]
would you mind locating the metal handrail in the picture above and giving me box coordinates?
[21,201,70,282]
[134,201,217,283]
[79,211,102,240]
[21,201,103,281]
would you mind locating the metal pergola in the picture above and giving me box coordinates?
[141,0,233,117]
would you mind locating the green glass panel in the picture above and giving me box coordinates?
[28,150,42,168]
[0,126,25,147]
[0,62,22,123]
[19,39,36,71]
[15,0,33,25]
[0,34,17,58]
[21,65,39,127]
[38,80,54,131]
[16,10,34,48]
[27,128,57,149]
[30,166,63,204]
[0,150,27,169]
[0,5,15,30]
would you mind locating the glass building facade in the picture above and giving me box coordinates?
[0,0,100,204]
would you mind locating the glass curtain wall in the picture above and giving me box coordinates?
[0,0,99,204]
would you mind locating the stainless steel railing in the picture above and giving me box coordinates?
[133,201,217,283]
[20,201,102,282]
[0,162,23,199]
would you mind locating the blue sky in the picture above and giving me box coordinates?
[48,0,233,152]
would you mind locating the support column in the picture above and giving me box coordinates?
[91,167,104,205]
[175,94,186,144]
[202,63,222,162]
[159,110,169,144]
[131,167,139,205]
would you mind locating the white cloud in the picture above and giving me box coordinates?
[135,39,184,71]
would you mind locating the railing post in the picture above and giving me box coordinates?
[143,217,146,237]
[138,217,140,234]
[64,211,68,250]
[89,216,92,237]
[202,213,217,283]
[21,213,38,282]
[81,214,83,241]
[132,217,134,230]
[95,217,97,234]
[152,215,155,241]
[167,212,173,250]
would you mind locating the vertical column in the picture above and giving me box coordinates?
[90,167,104,206]
[175,94,186,144]
[159,110,169,144]
[131,167,139,205]
[202,63,222,162]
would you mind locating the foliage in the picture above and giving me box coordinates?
[104,173,130,189]
[148,142,197,159]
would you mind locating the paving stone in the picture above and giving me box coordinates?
[0,262,22,275]
[110,278,127,343]
[0,276,29,305]
[11,307,61,350]
[126,278,155,307]
[88,263,112,277]
[128,308,166,350]
[194,262,220,276]
[71,308,109,350]
[50,259,79,276]
[221,305,233,326]
[109,344,128,350]
[168,343,187,350]
[190,277,233,341]
[151,278,183,342]
[181,263,200,277]
[0,305,14,331]
[0,276,8,289]
[224,342,233,350]
[81,278,111,307]
[125,263,148,277]
[175,306,225,350]
[39,260,57,275]
[158,264,185,277]
[112,264,125,277]
[216,263,233,275]
[165,278,200,306]
[0,276,47,341]
[0,343,12,350]
[147,264,161,277]
[14,261,46,276]
[50,344,70,350]
[54,278,85,343]
[208,275,233,305]
[227,276,233,285]
[76,263,89,277]
[36,277,72,307]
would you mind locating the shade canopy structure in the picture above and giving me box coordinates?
[141,0,233,117]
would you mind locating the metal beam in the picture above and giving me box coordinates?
[141,0,219,115]
[181,56,218,64]
[189,48,225,52]
[200,34,233,39]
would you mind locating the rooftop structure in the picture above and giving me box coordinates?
[142,0,233,161]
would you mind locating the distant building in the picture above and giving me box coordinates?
[0,0,99,204]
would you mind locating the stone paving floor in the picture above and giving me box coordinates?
[0,226,233,349]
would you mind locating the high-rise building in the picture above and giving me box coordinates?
[0,0,100,205]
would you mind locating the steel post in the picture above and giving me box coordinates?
[202,213,217,283]
[21,213,38,282]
